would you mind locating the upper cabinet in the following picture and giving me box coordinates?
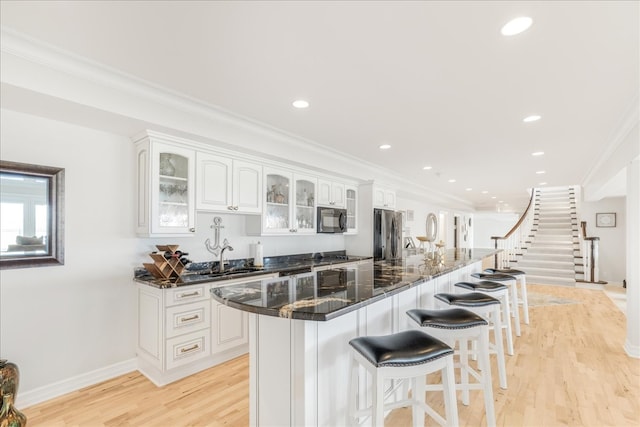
[373,186,396,209]
[196,152,262,214]
[247,167,316,235]
[317,179,345,207]
[135,135,196,236]
[345,185,358,234]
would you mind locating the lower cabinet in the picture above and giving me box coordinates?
[136,274,277,386]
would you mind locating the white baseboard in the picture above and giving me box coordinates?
[624,340,640,359]
[17,358,137,409]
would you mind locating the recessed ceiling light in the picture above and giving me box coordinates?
[292,99,309,109]
[491,196,497,199]
[481,190,489,194]
[498,200,504,203]
[501,17,533,36]
[523,115,541,123]
[379,144,391,150]
[422,165,433,170]
[536,170,546,174]
[448,179,456,183]
[539,182,547,186]
[465,188,473,191]
[532,151,544,156]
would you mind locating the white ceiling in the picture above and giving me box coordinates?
[1,1,638,211]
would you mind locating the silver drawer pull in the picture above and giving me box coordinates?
[180,314,200,323]
[180,344,200,353]
[178,291,200,298]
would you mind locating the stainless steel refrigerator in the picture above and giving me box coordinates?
[373,208,403,260]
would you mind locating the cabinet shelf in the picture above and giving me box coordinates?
[160,174,188,181]
[266,202,289,207]
[160,201,188,206]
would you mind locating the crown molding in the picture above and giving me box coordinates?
[1,26,472,210]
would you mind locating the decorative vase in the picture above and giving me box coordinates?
[0,360,27,427]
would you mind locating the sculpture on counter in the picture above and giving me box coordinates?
[0,359,27,427]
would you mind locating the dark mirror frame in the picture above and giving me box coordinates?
[0,160,65,269]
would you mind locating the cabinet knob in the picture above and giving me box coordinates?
[228,206,234,210]
[234,206,239,210]
[189,228,196,232]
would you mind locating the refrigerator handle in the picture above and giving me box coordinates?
[390,216,397,258]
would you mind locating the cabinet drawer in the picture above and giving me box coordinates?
[165,300,210,338]
[166,284,210,307]
[165,329,211,370]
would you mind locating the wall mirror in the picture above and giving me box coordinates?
[425,212,438,242]
[0,160,65,269]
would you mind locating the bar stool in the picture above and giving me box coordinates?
[434,292,507,389]
[484,268,530,325]
[470,272,521,337]
[455,281,514,356]
[406,308,496,427]
[348,329,459,427]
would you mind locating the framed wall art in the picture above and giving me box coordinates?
[595,212,616,228]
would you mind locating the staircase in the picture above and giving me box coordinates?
[513,187,581,286]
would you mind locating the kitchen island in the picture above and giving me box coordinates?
[211,248,498,426]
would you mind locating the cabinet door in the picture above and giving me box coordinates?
[373,187,386,208]
[345,186,357,234]
[233,160,262,214]
[211,300,249,354]
[317,179,345,207]
[263,168,292,233]
[151,141,196,235]
[293,174,317,234]
[331,182,345,207]
[384,190,396,209]
[317,179,332,206]
[196,152,233,211]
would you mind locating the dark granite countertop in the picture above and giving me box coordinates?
[211,248,499,321]
[133,250,372,289]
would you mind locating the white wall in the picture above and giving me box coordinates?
[580,197,627,282]
[0,109,138,401]
[472,212,520,249]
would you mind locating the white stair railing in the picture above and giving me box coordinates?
[491,188,536,269]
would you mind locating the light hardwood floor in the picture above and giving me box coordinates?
[23,284,639,426]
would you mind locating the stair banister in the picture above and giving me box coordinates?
[579,220,606,284]
[491,189,536,269]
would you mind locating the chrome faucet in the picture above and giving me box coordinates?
[219,239,234,272]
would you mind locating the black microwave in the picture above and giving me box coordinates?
[317,207,348,233]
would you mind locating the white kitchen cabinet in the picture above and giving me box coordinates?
[373,186,396,209]
[196,152,262,214]
[211,296,248,354]
[317,179,345,207]
[135,134,196,237]
[136,273,279,386]
[249,167,316,235]
[345,185,358,234]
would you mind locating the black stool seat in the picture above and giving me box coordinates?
[484,268,525,276]
[455,280,508,292]
[470,272,517,281]
[349,330,452,368]
[407,308,488,330]
[435,292,500,307]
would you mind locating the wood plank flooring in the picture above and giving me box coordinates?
[22,284,639,426]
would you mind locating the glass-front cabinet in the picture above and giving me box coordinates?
[262,168,316,234]
[345,185,358,234]
[135,135,196,236]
